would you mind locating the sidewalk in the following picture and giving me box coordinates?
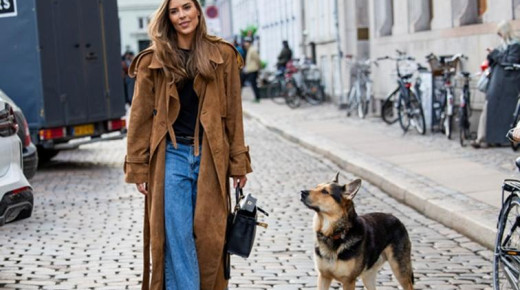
[241,88,519,249]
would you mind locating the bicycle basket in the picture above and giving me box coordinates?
[427,55,459,76]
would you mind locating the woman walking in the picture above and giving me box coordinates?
[472,20,520,148]
[124,0,252,289]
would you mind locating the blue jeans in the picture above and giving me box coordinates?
[164,142,201,290]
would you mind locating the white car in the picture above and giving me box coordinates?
[0,99,33,225]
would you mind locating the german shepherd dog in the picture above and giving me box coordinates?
[300,173,414,290]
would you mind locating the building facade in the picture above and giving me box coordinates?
[214,0,234,40]
[230,0,259,39]
[116,0,161,55]
[303,0,343,102]
[368,0,520,117]
[257,0,304,70]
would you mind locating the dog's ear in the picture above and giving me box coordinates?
[332,172,340,183]
[344,179,362,200]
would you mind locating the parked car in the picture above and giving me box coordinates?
[0,90,38,179]
[0,99,33,226]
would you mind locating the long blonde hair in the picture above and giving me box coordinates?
[497,20,519,45]
[148,0,216,83]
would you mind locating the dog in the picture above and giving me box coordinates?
[300,173,414,290]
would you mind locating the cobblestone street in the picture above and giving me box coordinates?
[0,118,494,289]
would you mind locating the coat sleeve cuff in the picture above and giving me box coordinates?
[124,156,149,184]
[229,146,252,176]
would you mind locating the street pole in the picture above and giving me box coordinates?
[334,0,346,107]
[301,0,306,57]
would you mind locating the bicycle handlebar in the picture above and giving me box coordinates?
[346,57,379,68]
[377,55,415,62]
[426,52,467,63]
[447,53,468,62]
[396,49,406,56]
[504,63,520,70]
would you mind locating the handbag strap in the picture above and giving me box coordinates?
[234,185,269,216]
[234,186,244,210]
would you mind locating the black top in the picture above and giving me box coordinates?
[173,49,203,139]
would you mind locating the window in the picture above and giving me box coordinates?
[452,0,481,26]
[374,0,393,37]
[356,0,369,39]
[138,17,144,29]
[409,0,432,32]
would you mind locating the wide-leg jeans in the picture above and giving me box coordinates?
[164,141,201,290]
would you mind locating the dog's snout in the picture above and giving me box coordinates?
[301,190,309,199]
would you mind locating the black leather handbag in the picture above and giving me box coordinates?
[224,186,268,279]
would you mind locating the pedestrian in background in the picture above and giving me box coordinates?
[472,20,520,148]
[276,40,292,73]
[124,0,252,289]
[243,37,261,102]
[233,38,246,87]
[121,51,135,106]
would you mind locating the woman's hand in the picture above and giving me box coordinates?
[513,126,520,143]
[136,183,148,195]
[232,175,248,188]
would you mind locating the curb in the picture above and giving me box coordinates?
[244,109,498,250]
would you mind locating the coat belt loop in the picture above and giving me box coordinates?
[168,125,177,149]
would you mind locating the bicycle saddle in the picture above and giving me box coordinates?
[461,71,471,77]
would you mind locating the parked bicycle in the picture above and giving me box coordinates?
[345,55,376,118]
[495,177,520,290]
[426,53,467,139]
[494,130,520,289]
[457,71,475,147]
[379,50,426,135]
[261,69,288,105]
[507,64,520,151]
[283,58,325,109]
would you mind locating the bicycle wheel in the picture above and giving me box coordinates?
[285,79,301,109]
[460,127,471,147]
[346,86,359,117]
[494,195,520,289]
[381,88,399,124]
[398,94,411,133]
[440,113,453,139]
[267,80,286,104]
[409,92,426,135]
[304,81,324,105]
[358,88,367,119]
[459,107,471,147]
[365,82,373,117]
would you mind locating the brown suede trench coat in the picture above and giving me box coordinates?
[124,40,252,290]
